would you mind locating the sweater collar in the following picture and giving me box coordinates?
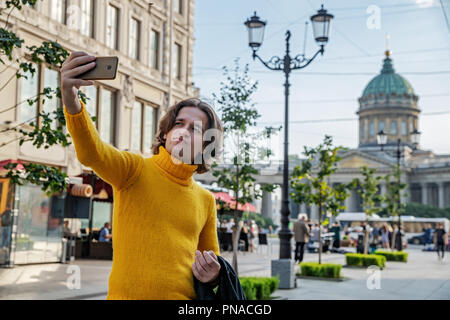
[151,145,198,186]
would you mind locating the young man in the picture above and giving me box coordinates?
[434,222,448,261]
[60,51,224,299]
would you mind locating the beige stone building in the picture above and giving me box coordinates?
[0,0,198,265]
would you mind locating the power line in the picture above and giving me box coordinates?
[440,0,450,32]
[256,109,450,125]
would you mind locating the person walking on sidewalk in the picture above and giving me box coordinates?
[60,51,224,300]
[0,204,13,249]
[434,222,448,261]
[293,214,310,263]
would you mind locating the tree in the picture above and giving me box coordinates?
[290,135,352,264]
[0,0,95,196]
[211,59,281,274]
[351,166,383,254]
[383,164,409,250]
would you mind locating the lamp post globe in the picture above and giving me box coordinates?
[244,12,266,51]
[377,129,387,149]
[310,4,334,46]
[411,129,421,149]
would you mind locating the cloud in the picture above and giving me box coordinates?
[413,0,438,8]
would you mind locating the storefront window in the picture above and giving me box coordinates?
[0,178,15,265]
[43,67,60,130]
[13,183,63,264]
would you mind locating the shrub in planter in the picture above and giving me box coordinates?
[239,276,280,300]
[374,250,408,262]
[345,253,386,269]
[239,278,256,300]
[300,262,342,279]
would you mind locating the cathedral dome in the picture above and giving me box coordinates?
[361,51,415,98]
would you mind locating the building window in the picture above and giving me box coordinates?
[20,64,39,125]
[401,121,407,135]
[390,121,397,135]
[106,4,119,50]
[100,88,115,145]
[43,67,60,130]
[173,43,182,80]
[84,85,98,120]
[50,0,66,24]
[173,0,183,14]
[80,0,95,38]
[131,101,143,152]
[369,121,375,136]
[129,17,140,60]
[361,122,366,139]
[149,29,160,70]
[144,105,157,153]
[378,121,385,132]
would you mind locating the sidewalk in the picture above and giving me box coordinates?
[0,239,449,300]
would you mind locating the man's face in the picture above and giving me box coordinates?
[164,107,209,164]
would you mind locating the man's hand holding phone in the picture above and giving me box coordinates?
[60,51,96,115]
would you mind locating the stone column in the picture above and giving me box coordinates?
[345,194,352,212]
[311,204,319,221]
[380,182,387,208]
[261,187,272,220]
[421,183,428,205]
[438,182,445,209]
[300,203,307,215]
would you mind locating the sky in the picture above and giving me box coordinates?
[192,0,450,160]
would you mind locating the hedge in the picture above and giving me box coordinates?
[345,253,386,269]
[239,276,280,300]
[299,262,342,279]
[374,250,408,262]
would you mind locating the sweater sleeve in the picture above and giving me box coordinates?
[197,194,220,256]
[63,100,144,191]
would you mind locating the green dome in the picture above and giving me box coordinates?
[362,54,415,97]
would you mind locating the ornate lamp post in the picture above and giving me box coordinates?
[244,5,333,288]
[377,129,421,250]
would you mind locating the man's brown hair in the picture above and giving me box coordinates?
[151,98,223,174]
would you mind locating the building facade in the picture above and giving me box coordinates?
[0,0,198,266]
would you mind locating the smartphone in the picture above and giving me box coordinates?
[76,56,118,80]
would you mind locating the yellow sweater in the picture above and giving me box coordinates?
[63,100,220,300]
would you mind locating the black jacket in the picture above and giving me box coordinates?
[193,255,246,300]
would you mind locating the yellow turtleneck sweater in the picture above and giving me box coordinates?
[63,100,220,300]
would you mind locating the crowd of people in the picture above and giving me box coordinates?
[291,216,449,262]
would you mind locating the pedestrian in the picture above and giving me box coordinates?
[293,214,310,263]
[61,51,225,300]
[423,223,433,250]
[330,222,341,250]
[0,204,13,249]
[249,220,258,252]
[99,222,112,242]
[434,222,448,261]
[226,218,234,234]
[380,223,391,249]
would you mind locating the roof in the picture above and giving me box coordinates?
[362,53,415,97]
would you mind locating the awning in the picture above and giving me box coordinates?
[212,191,257,213]
[0,159,25,171]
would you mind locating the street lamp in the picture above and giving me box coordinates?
[244,5,333,271]
[376,130,421,250]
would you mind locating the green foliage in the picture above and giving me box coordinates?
[290,135,352,263]
[239,276,280,300]
[345,253,386,269]
[300,262,342,279]
[389,202,450,219]
[0,4,93,196]
[352,166,383,217]
[4,162,68,196]
[374,250,408,262]
[383,165,408,218]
